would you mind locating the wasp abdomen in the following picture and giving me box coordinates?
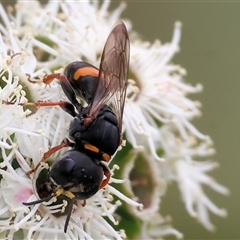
[64,61,99,104]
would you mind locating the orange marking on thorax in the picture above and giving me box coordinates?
[73,67,99,80]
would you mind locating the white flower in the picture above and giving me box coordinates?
[140,214,183,240]
[158,125,229,231]
[176,159,228,231]
[0,0,228,239]
[124,21,205,161]
[0,1,142,239]
[0,56,141,239]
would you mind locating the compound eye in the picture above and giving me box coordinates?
[50,158,75,186]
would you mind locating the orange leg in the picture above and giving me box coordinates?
[3,100,77,117]
[3,100,67,108]
[26,73,63,85]
[4,72,80,116]
[99,162,111,189]
[29,72,81,110]
[28,139,70,175]
[82,199,86,207]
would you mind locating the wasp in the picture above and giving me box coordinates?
[16,21,130,232]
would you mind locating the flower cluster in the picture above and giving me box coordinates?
[0,0,228,239]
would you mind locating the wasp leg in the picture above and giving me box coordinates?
[38,73,81,109]
[28,139,70,175]
[57,74,82,112]
[59,101,77,118]
[99,162,111,189]
[82,200,86,207]
[27,72,81,110]
[27,73,61,85]
[29,72,82,112]
[3,100,78,118]
[33,101,77,118]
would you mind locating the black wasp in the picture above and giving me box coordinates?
[19,21,130,232]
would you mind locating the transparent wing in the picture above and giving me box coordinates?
[88,21,130,133]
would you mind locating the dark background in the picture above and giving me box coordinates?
[2,1,240,239]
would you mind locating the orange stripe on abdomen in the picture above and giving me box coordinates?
[73,67,99,80]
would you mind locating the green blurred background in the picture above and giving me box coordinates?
[2,1,240,239]
[116,1,239,239]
